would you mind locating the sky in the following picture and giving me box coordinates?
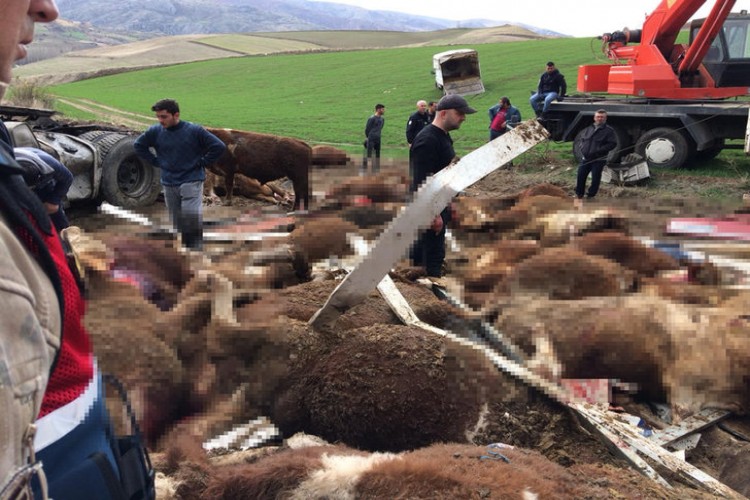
[317,0,750,37]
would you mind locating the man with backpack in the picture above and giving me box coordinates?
[1,1,153,498]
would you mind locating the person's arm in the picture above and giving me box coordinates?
[507,108,521,127]
[405,116,416,144]
[410,137,440,192]
[133,127,160,166]
[599,127,618,158]
[197,128,227,167]
[365,116,374,138]
[488,104,499,122]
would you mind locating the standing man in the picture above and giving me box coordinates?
[410,94,476,279]
[362,103,385,175]
[2,3,144,499]
[574,109,617,207]
[530,61,567,118]
[427,101,437,123]
[405,100,431,147]
[405,100,431,177]
[488,96,522,141]
[134,98,226,251]
[1,2,63,492]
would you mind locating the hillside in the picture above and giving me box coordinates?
[15,26,549,86]
[52,0,517,35]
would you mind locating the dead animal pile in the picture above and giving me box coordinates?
[73,177,750,498]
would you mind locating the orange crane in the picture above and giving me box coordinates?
[580,0,747,98]
[544,0,750,169]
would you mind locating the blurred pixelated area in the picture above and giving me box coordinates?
[66,154,750,498]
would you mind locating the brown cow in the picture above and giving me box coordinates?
[311,144,349,166]
[204,170,292,206]
[206,128,312,210]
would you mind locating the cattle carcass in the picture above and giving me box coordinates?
[156,435,705,499]
[311,144,349,166]
[204,170,292,206]
[206,128,311,210]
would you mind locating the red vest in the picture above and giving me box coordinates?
[20,218,94,418]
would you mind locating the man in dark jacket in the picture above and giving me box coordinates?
[410,94,476,278]
[574,109,617,206]
[405,100,430,177]
[362,103,385,175]
[530,61,567,118]
[134,98,226,250]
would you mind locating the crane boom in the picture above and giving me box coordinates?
[578,0,749,98]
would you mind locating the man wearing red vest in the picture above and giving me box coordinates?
[1,2,140,498]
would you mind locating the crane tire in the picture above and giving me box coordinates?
[634,127,690,169]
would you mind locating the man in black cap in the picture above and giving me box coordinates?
[409,94,476,279]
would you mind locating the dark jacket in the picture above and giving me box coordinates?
[365,115,385,144]
[575,124,617,162]
[504,105,522,128]
[405,111,430,144]
[134,120,226,187]
[537,69,567,96]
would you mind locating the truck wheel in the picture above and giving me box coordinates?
[695,138,724,161]
[634,127,690,169]
[100,136,161,208]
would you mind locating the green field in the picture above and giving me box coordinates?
[46,31,750,181]
[49,37,597,159]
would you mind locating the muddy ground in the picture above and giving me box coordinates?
[68,155,750,498]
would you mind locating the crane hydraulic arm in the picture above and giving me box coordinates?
[578,0,748,99]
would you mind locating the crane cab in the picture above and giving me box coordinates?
[692,11,750,88]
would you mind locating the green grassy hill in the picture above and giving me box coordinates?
[47,35,601,159]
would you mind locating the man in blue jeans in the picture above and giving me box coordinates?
[134,99,226,250]
[530,61,567,118]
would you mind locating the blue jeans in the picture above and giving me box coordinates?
[530,92,558,116]
[163,180,203,250]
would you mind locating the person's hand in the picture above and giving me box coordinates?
[431,215,444,233]
[44,202,60,214]
[558,95,565,102]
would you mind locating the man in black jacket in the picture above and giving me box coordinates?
[530,61,567,118]
[405,100,430,177]
[410,94,476,278]
[574,109,617,206]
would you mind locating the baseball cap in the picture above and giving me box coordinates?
[436,94,477,114]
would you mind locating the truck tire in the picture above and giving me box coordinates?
[634,127,690,169]
[695,138,724,161]
[100,136,161,208]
